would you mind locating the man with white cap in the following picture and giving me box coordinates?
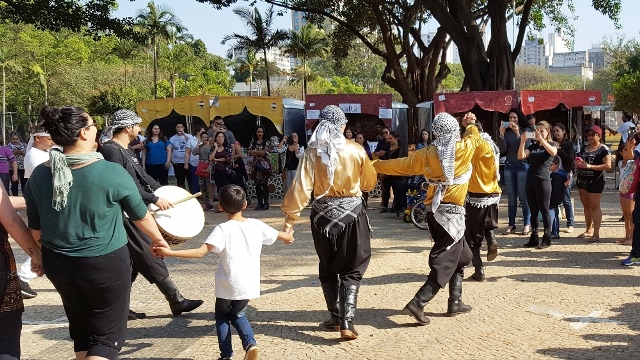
[282,105,377,340]
[17,128,55,299]
[374,112,489,325]
[101,109,203,319]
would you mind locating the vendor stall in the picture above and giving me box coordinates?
[304,94,409,156]
[136,96,306,199]
[433,90,518,139]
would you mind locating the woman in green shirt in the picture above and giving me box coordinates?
[24,106,169,360]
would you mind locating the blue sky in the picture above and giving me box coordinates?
[116,1,640,57]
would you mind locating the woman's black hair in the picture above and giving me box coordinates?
[145,124,167,143]
[39,105,91,147]
[552,123,568,144]
[252,125,266,144]
[388,130,400,145]
[508,107,528,130]
[418,128,429,144]
[214,131,229,148]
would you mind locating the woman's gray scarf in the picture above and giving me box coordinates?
[50,149,104,211]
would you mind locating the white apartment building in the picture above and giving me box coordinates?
[547,31,570,66]
[291,10,307,32]
[515,38,548,67]
[587,43,611,71]
[552,51,589,68]
[230,48,292,73]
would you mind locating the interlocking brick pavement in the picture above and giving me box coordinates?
[13,181,640,359]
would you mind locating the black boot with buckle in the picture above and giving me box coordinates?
[523,232,539,248]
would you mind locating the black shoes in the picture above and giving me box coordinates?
[20,280,37,299]
[470,267,485,282]
[537,234,551,249]
[446,270,472,317]
[320,281,341,332]
[485,229,498,261]
[379,207,390,213]
[128,309,147,320]
[402,279,439,325]
[339,284,359,340]
[523,233,539,248]
[156,277,204,316]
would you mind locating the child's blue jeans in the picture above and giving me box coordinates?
[215,298,256,359]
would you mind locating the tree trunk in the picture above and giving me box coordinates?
[263,49,271,96]
[124,62,128,87]
[153,35,158,99]
[302,57,306,100]
[170,74,176,98]
[249,65,253,96]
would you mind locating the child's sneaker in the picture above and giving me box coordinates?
[244,344,259,360]
[621,256,640,266]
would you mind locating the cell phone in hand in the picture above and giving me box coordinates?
[525,132,536,139]
[502,121,510,128]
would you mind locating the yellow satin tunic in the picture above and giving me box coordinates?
[468,139,502,195]
[281,141,378,227]
[373,124,488,207]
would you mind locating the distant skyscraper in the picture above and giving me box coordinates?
[291,10,307,32]
[588,44,611,71]
[515,38,548,67]
[547,31,570,66]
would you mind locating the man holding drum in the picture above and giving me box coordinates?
[101,109,203,319]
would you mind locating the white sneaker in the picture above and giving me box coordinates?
[565,226,574,233]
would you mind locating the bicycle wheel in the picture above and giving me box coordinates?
[410,200,429,230]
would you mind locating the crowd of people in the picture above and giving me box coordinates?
[5,103,640,360]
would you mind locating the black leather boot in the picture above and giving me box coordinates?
[262,187,269,210]
[128,309,147,320]
[469,245,485,282]
[485,229,498,261]
[339,284,359,340]
[255,186,263,210]
[402,278,439,325]
[156,277,204,316]
[319,281,340,331]
[523,232,539,248]
[537,233,551,249]
[447,269,472,317]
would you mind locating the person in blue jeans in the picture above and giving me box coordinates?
[549,156,568,239]
[552,123,575,233]
[498,108,531,235]
[155,185,294,360]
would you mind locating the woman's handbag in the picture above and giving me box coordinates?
[195,162,210,178]
[619,160,636,195]
[255,157,271,173]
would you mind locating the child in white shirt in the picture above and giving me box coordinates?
[155,184,294,360]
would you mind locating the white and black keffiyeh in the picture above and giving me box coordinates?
[312,196,364,238]
[432,112,461,185]
[105,109,142,137]
[480,132,501,182]
[307,105,348,199]
[26,131,50,154]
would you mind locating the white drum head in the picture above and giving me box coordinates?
[149,186,205,240]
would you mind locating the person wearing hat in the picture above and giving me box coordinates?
[17,127,55,300]
[282,105,377,340]
[101,109,203,319]
[374,112,488,325]
[575,124,612,242]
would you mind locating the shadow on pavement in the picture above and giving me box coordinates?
[537,300,640,360]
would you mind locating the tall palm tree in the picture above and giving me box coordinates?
[222,5,289,96]
[282,24,329,99]
[111,39,141,86]
[235,48,259,95]
[135,1,186,98]
[0,48,21,144]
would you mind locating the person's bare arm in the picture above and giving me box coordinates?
[154,243,213,258]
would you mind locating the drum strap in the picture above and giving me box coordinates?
[118,147,153,193]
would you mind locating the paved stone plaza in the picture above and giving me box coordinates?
[13,182,640,359]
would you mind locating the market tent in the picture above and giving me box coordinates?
[433,90,518,115]
[136,95,290,132]
[520,90,600,115]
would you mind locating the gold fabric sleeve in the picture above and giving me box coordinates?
[374,124,485,206]
[468,143,502,194]
[281,141,377,228]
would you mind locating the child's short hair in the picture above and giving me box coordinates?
[552,156,560,165]
[218,184,246,214]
